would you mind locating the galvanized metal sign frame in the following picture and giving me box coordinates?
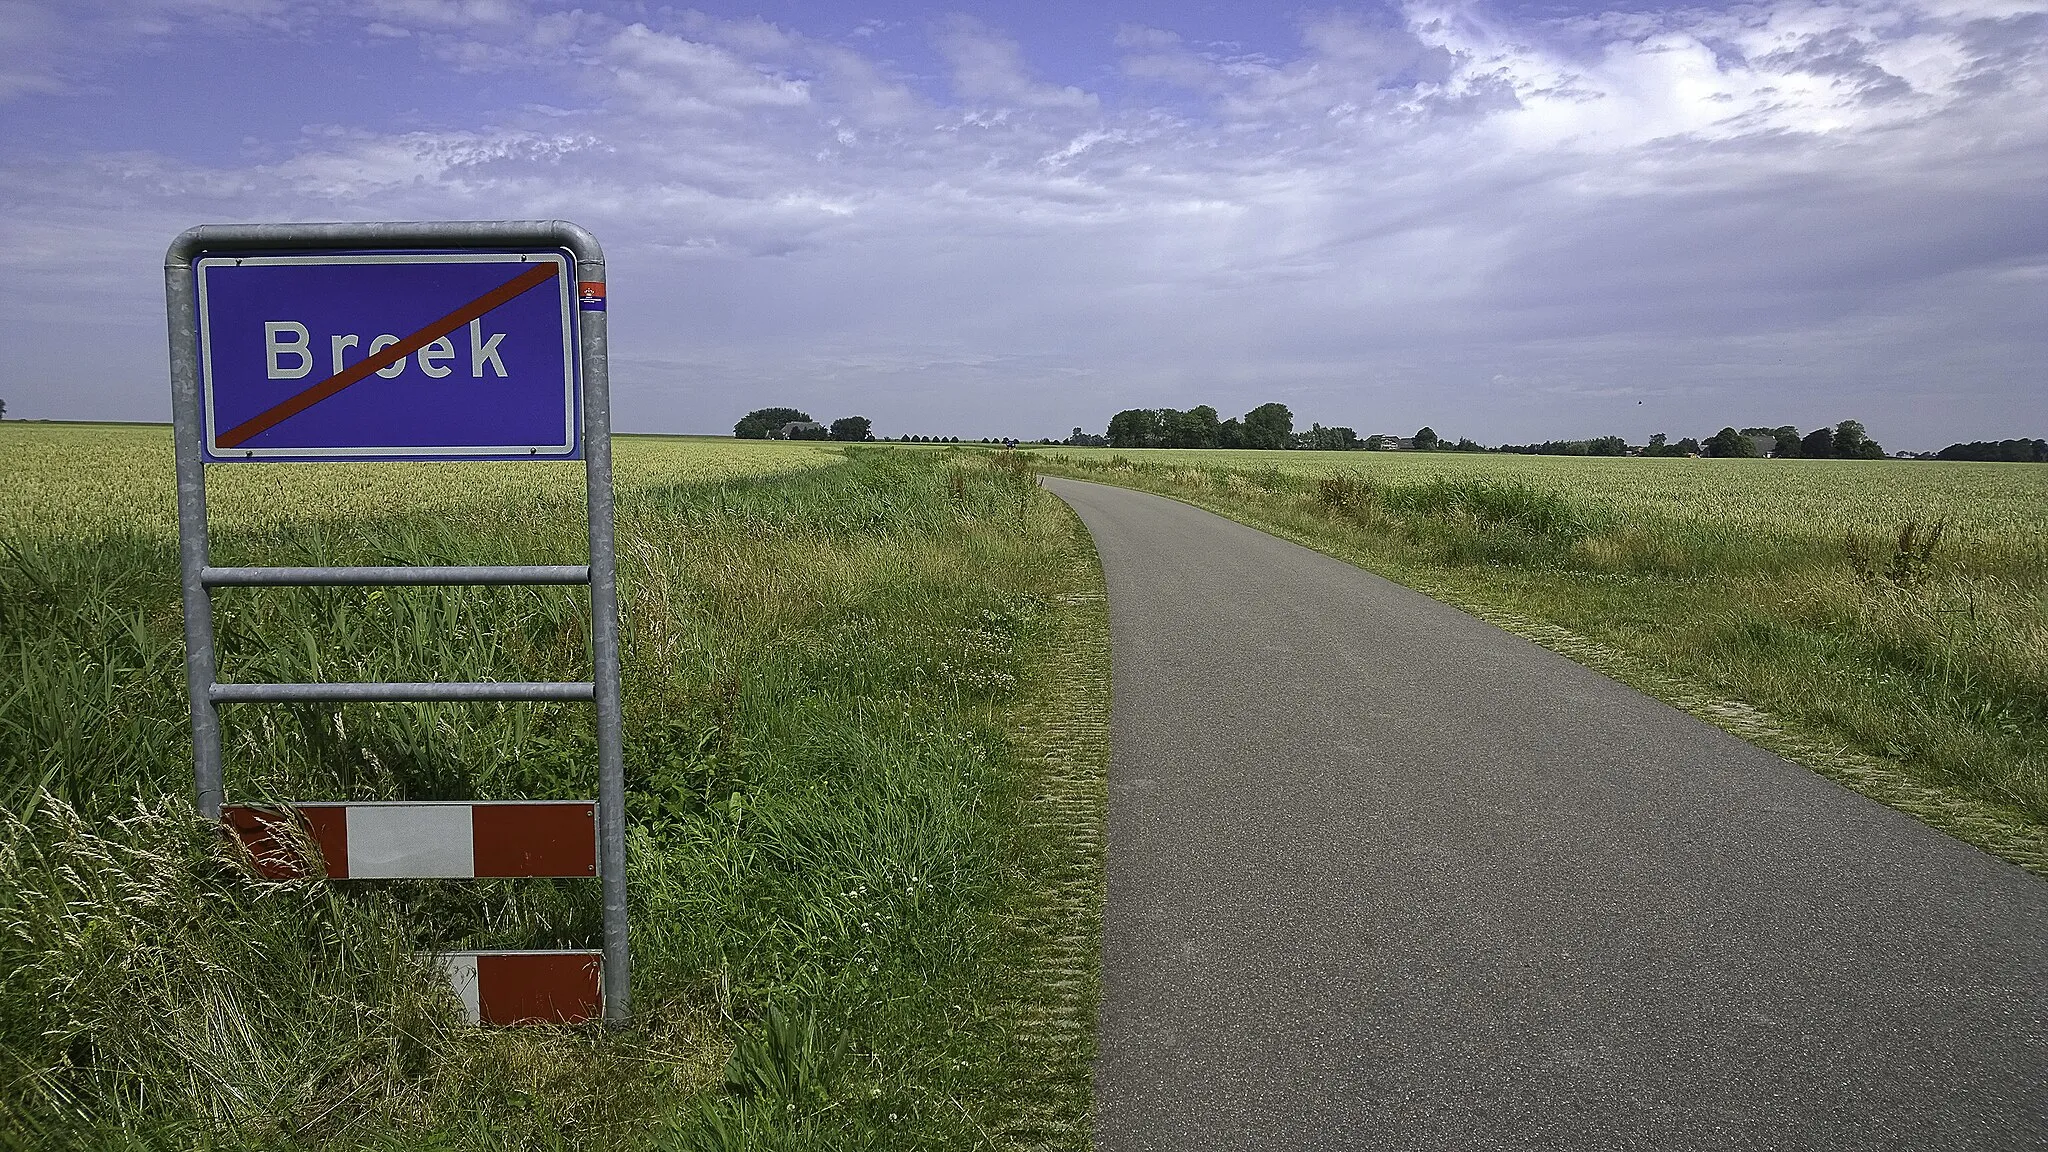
[164,220,629,1023]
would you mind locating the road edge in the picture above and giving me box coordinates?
[985,493,1112,1149]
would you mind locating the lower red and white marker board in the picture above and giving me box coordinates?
[223,801,596,879]
[222,803,605,1025]
[437,950,603,1025]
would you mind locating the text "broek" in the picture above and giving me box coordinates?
[263,321,509,381]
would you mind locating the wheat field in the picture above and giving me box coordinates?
[0,423,842,542]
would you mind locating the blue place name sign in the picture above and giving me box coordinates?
[195,251,583,461]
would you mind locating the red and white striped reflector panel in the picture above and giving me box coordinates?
[223,801,596,880]
[436,950,602,1025]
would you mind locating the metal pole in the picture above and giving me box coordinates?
[164,258,223,820]
[579,252,631,1024]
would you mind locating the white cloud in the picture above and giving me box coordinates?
[0,0,2044,445]
[605,23,812,117]
[937,15,1100,110]
[0,1,68,99]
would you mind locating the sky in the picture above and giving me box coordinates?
[1,0,2044,450]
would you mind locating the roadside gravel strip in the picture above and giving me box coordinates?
[1040,477,2048,1152]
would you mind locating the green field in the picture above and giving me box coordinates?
[1,425,1106,1149]
[0,425,843,540]
[1035,446,2048,870]
[7,423,2043,1145]
[1037,448,2048,572]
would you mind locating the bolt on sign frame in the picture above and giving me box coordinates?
[164,220,629,1024]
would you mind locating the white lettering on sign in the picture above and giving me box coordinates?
[329,334,359,375]
[469,319,507,378]
[368,334,405,379]
[263,322,512,380]
[265,322,313,379]
[419,336,455,379]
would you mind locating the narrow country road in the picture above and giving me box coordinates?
[1042,476,2048,1152]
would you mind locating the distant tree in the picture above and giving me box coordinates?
[1706,427,1758,457]
[0,398,7,420]
[1107,408,1164,449]
[1241,404,1294,450]
[1735,425,1799,458]
[788,422,830,441]
[1158,407,1221,449]
[1065,427,1109,447]
[1641,433,1705,457]
[1218,418,1246,449]
[829,415,872,442]
[1584,435,1628,456]
[1413,426,1440,451]
[1161,405,1221,449]
[1800,426,1834,457]
[1453,438,1483,452]
[1154,408,1183,446]
[735,406,812,439]
[1832,419,1884,459]
[1298,424,1361,450]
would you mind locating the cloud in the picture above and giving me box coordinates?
[0,0,2044,446]
[936,15,1100,110]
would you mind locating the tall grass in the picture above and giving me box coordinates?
[1,436,1106,1149]
[1036,450,2048,868]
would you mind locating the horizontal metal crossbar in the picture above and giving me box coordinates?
[210,681,595,703]
[202,565,590,587]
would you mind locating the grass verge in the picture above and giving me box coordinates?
[1,442,1108,1149]
[1031,452,2048,876]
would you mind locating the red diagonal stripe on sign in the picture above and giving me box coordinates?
[216,262,560,449]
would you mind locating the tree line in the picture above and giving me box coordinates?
[1499,420,1889,458]
[729,401,2038,463]
[1094,404,1483,452]
[1934,439,2048,462]
[1094,406,1895,458]
[1104,404,1299,449]
[733,407,873,442]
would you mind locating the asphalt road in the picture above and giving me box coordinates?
[1041,476,2048,1152]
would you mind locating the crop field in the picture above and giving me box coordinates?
[1035,447,2048,870]
[0,424,1107,1149]
[0,424,842,541]
[1037,447,2048,573]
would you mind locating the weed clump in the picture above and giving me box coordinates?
[1846,520,1946,589]
[0,798,453,1146]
